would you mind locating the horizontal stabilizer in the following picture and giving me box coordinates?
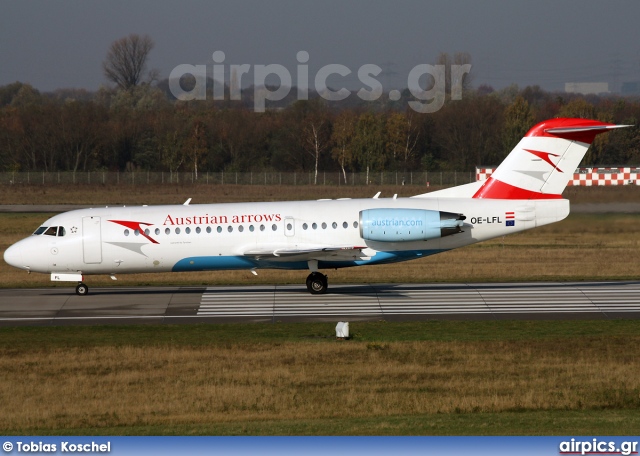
[543,123,631,143]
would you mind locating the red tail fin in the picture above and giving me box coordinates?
[473,118,629,200]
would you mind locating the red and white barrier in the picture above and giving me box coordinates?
[476,167,640,186]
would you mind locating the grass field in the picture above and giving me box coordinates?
[0,185,639,435]
[1,182,639,205]
[0,321,639,435]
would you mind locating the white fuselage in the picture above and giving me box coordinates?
[4,196,569,277]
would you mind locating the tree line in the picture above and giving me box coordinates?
[1,81,639,179]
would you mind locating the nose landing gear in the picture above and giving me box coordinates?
[75,282,89,296]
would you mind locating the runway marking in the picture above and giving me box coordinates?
[199,285,381,317]
[197,283,640,318]
[2,282,640,325]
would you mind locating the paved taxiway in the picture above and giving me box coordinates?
[1,281,639,326]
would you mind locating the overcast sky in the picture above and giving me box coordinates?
[2,0,639,93]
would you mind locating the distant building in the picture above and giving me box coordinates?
[564,82,610,95]
[621,82,640,95]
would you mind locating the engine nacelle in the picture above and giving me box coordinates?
[359,208,465,242]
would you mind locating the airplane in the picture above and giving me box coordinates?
[3,118,630,296]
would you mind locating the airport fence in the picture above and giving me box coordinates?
[0,171,476,187]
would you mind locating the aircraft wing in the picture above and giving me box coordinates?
[243,245,369,262]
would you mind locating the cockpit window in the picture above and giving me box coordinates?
[34,226,67,236]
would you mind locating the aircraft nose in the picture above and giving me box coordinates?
[3,242,25,269]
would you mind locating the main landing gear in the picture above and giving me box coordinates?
[306,272,328,294]
[75,282,89,296]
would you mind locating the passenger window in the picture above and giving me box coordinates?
[144,228,150,236]
[249,225,255,232]
[260,224,265,231]
[332,222,337,229]
[343,222,348,229]
[165,228,170,235]
[124,229,130,236]
[312,223,317,230]
[272,224,277,231]
[321,222,327,229]
[353,221,358,228]
[238,225,244,232]
[185,227,191,234]
[155,228,160,235]
[206,226,212,233]
[228,226,233,233]
[196,227,201,234]
[217,226,222,233]
[175,227,181,234]
[302,223,308,230]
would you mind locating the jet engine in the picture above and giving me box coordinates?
[359,208,465,242]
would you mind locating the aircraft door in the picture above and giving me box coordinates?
[284,217,295,237]
[82,216,103,264]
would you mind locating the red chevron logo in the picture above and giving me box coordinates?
[523,149,563,173]
[109,220,159,244]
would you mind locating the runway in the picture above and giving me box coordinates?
[1,281,640,326]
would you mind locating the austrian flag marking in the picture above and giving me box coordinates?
[505,212,515,227]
